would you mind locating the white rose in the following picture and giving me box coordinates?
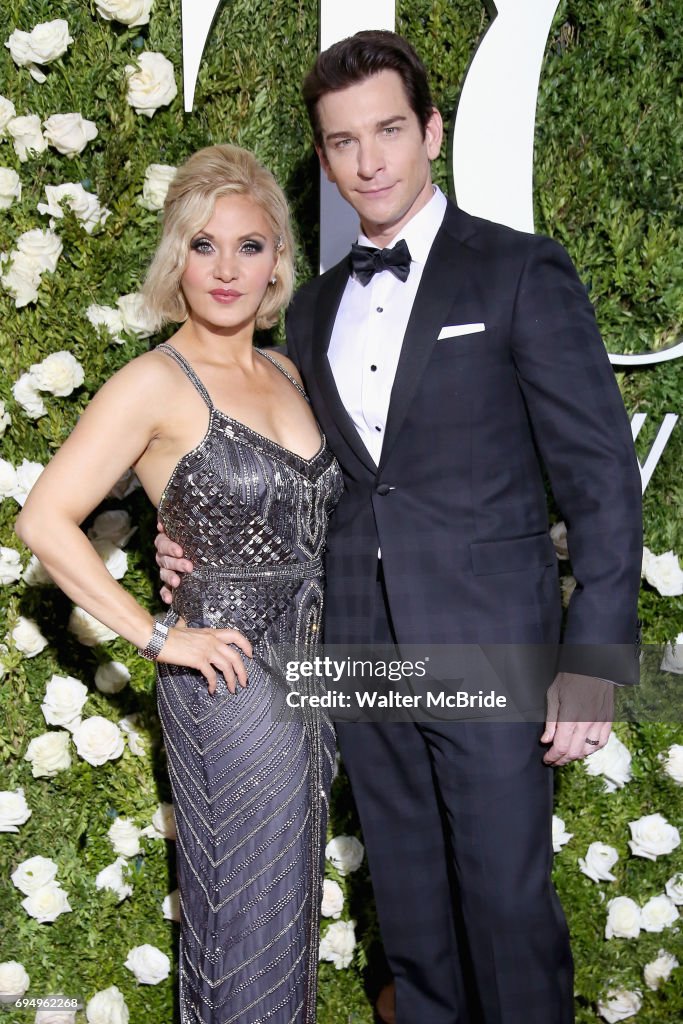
[85,304,125,343]
[89,510,136,547]
[11,616,48,657]
[139,163,176,211]
[2,255,43,308]
[551,815,573,853]
[319,920,356,969]
[7,115,48,161]
[13,372,47,416]
[21,881,71,923]
[118,714,147,756]
[605,896,641,939]
[578,841,619,883]
[17,228,62,272]
[642,548,683,597]
[96,0,154,28]
[86,985,129,1024]
[0,459,18,498]
[36,1008,76,1024]
[321,879,344,918]
[597,988,642,1023]
[628,813,681,860]
[23,555,53,586]
[0,546,22,584]
[641,894,679,933]
[644,949,679,990]
[583,731,632,792]
[0,399,11,437]
[43,114,98,157]
[162,889,180,921]
[38,183,109,234]
[550,520,569,559]
[0,787,31,832]
[124,944,170,985]
[68,606,118,646]
[662,744,683,785]
[0,961,30,1000]
[92,540,128,580]
[560,574,576,608]
[151,801,176,840]
[73,716,124,766]
[125,52,177,117]
[108,468,141,498]
[94,661,130,694]
[0,167,21,209]
[665,872,683,905]
[325,835,364,875]
[0,96,17,133]
[11,855,58,895]
[108,816,141,857]
[41,674,88,731]
[661,633,683,674]
[25,730,71,777]
[117,291,156,337]
[5,20,73,82]
[95,857,132,902]
[30,351,85,397]
[12,458,45,504]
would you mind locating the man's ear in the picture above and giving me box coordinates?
[315,143,336,184]
[425,107,444,161]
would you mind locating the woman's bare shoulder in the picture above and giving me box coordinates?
[260,347,304,386]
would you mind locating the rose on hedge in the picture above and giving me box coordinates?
[117,291,157,337]
[38,183,110,234]
[321,879,345,919]
[0,167,21,208]
[23,555,53,586]
[628,812,681,860]
[86,304,125,343]
[96,0,154,28]
[25,730,72,777]
[43,114,98,157]
[0,96,17,132]
[644,950,679,990]
[325,835,364,875]
[12,372,47,414]
[41,674,88,731]
[11,615,48,657]
[0,459,17,498]
[95,857,133,902]
[583,731,632,792]
[73,716,125,766]
[94,661,130,694]
[21,881,71,923]
[30,351,85,397]
[139,163,176,210]
[605,896,641,939]
[665,872,683,905]
[578,841,619,883]
[108,817,141,857]
[661,633,683,674]
[0,961,30,1000]
[88,510,136,547]
[319,920,356,969]
[162,889,180,922]
[92,540,128,580]
[124,52,177,117]
[2,257,44,309]
[6,114,47,161]
[552,815,573,853]
[85,985,129,1024]
[0,546,22,584]
[5,20,73,83]
[642,546,683,596]
[68,606,118,646]
[11,856,59,896]
[124,945,171,985]
[597,988,642,1023]
[640,893,679,932]
[0,787,31,832]
[0,400,11,437]
[662,743,683,785]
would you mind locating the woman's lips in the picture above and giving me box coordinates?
[209,289,242,303]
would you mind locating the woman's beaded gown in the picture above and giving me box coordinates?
[154,343,343,1024]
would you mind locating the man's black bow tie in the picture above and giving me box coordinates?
[349,238,412,286]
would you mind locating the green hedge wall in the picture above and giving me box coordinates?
[0,2,681,1022]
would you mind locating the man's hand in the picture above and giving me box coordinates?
[155,521,194,604]
[541,672,613,767]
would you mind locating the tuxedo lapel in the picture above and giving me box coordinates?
[378,207,475,474]
[311,261,378,475]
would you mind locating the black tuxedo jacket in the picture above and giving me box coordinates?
[286,201,642,684]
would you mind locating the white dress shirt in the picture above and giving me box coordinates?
[327,186,448,466]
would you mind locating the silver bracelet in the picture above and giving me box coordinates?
[138,621,169,661]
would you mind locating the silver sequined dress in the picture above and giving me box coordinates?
[154,343,342,1024]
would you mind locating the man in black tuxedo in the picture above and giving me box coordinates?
[158,31,642,1024]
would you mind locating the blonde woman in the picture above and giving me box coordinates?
[17,145,342,1024]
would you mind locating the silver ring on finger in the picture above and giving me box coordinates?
[585,737,600,746]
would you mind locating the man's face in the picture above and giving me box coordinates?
[315,69,443,244]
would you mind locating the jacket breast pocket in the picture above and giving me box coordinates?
[470,532,556,576]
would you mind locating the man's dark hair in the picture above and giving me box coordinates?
[302,30,434,150]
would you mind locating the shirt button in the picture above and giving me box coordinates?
[370,364,377,372]
[376,307,383,313]
[375,426,381,432]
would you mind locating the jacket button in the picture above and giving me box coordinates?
[376,484,392,496]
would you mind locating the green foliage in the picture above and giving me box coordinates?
[0,2,681,1023]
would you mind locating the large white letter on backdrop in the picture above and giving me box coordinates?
[319,0,396,271]
[181,0,222,112]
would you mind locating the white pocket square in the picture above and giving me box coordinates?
[437,323,485,340]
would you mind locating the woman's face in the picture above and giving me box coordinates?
[180,193,278,332]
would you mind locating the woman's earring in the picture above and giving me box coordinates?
[269,276,277,285]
